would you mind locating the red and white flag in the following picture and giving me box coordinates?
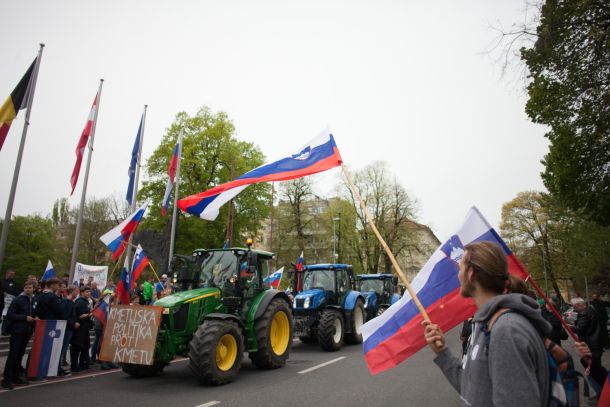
[70,93,98,195]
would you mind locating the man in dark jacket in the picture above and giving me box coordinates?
[2,281,37,390]
[71,286,93,372]
[571,297,608,389]
[57,285,79,376]
[35,278,63,320]
[542,300,568,346]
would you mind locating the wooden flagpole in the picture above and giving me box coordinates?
[341,164,433,324]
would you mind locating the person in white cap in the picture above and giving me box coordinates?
[155,274,168,300]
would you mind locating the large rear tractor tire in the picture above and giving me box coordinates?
[318,309,344,351]
[121,359,167,377]
[188,319,244,385]
[344,299,365,345]
[249,298,293,369]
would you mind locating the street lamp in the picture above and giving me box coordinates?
[333,217,340,262]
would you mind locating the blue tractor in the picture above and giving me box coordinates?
[291,264,366,351]
[355,274,401,321]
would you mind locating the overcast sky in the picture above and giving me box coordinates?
[0,0,547,242]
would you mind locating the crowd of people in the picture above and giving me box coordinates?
[0,270,173,390]
[426,241,610,406]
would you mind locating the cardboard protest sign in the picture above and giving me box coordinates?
[99,305,161,365]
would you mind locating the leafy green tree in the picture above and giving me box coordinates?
[138,107,270,256]
[0,215,58,283]
[521,0,610,225]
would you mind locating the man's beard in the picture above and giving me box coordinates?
[460,278,475,298]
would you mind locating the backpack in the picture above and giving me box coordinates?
[484,308,589,407]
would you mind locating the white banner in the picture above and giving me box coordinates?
[74,263,109,289]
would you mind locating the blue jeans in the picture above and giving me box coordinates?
[91,329,103,361]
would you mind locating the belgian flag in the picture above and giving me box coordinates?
[0,58,36,151]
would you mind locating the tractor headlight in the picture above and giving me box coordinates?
[304,297,311,309]
[293,297,298,308]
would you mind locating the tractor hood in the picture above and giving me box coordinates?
[293,288,326,310]
[154,287,221,308]
[363,291,378,310]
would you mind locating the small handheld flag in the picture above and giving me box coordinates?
[130,244,150,291]
[92,294,110,326]
[296,251,304,292]
[41,260,56,282]
[263,267,284,288]
[115,257,131,305]
[178,132,342,220]
[99,203,147,261]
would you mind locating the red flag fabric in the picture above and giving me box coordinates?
[70,93,98,195]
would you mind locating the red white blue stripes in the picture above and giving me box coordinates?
[99,203,147,261]
[130,244,150,291]
[27,320,66,378]
[263,267,284,288]
[178,133,343,220]
[361,206,529,374]
[41,260,56,281]
[162,136,181,216]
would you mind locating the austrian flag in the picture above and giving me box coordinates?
[70,92,99,195]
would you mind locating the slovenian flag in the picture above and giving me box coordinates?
[162,135,181,216]
[100,203,147,261]
[92,295,110,326]
[115,257,131,305]
[126,114,144,205]
[178,132,342,220]
[27,320,66,378]
[264,267,284,288]
[70,91,99,195]
[130,244,150,291]
[0,57,36,151]
[361,206,529,374]
[296,251,304,292]
[41,260,56,282]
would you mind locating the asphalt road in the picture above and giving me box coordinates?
[0,329,464,407]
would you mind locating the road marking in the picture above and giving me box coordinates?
[297,356,346,374]
[0,357,190,393]
[195,402,220,407]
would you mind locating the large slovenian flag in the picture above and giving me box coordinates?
[41,260,56,282]
[264,267,284,288]
[126,114,144,205]
[361,206,529,375]
[27,320,66,378]
[130,244,150,291]
[70,92,99,195]
[178,132,343,220]
[0,57,36,151]
[99,203,147,261]
[162,136,181,216]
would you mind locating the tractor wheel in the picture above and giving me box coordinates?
[121,359,167,377]
[376,305,388,317]
[299,332,317,344]
[318,309,344,351]
[188,319,243,385]
[249,298,293,369]
[344,299,365,345]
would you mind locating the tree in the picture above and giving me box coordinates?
[0,215,58,283]
[138,107,271,263]
[521,0,610,225]
[343,162,419,274]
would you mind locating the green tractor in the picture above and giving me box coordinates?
[120,242,293,385]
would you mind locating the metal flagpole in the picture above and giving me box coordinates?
[125,105,148,265]
[69,79,104,283]
[167,130,184,270]
[0,44,45,274]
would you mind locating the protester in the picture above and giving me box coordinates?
[2,281,36,390]
[71,286,93,372]
[143,277,154,305]
[35,278,63,320]
[1,270,22,318]
[61,273,70,286]
[90,281,101,300]
[423,241,551,407]
[541,298,568,346]
[570,297,609,390]
[58,285,79,376]
[590,294,610,347]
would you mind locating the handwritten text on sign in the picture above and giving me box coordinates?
[99,305,162,366]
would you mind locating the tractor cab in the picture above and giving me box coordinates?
[355,274,401,320]
[292,264,366,351]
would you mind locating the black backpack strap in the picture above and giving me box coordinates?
[482,308,513,355]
